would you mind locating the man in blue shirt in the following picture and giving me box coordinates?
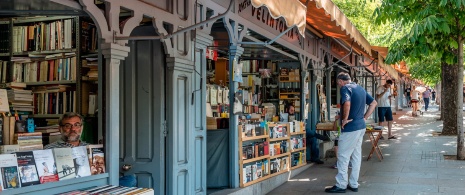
[325,72,377,193]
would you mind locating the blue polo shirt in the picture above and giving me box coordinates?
[340,82,375,132]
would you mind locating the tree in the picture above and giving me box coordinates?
[374,0,465,159]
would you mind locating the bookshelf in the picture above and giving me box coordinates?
[0,16,99,118]
[238,122,306,187]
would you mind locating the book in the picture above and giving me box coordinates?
[0,154,21,190]
[87,144,105,175]
[33,149,58,183]
[0,145,19,154]
[52,148,75,180]
[16,151,40,186]
[0,89,9,112]
[72,146,91,178]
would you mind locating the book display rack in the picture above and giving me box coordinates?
[238,121,306,187]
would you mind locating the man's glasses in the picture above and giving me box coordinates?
[61,123,83,130]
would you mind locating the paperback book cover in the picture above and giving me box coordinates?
[52,148,75,180]
[87,144,105,175]
[0,153,21,190]
[71,146,91,178]
[33,149,58,183]
[16,151,40,186]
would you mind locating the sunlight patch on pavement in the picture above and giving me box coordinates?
[288,178,312,182]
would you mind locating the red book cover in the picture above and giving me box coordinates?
[264,142,269,155]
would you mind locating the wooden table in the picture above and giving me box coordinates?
[316,123,383,161]
[365,129,383,161]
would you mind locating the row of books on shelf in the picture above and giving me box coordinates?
[241,60,277,73]
[1,56,77,83]
[241,121,305,138]
[290,136,306,150]
[6,88,34,112]
[1,115,61,146]
[11,18,75,53]
[0,144,105,191]
[80,21,98,52]
[242,156,290,185]
[206,85,229,106]
[269,141,289,156]
[242,141,268,160]
[291,152,305,167]
[61,185,154,195]
[33,90,77,115]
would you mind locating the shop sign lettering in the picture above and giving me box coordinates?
[236,0,302,47]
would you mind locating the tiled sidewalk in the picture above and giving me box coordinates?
[268,104,465,195]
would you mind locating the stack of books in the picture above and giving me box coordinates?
[7,88,34,112]
[13,132,43,151]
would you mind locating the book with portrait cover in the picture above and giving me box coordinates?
[16,151,40,186]
[87,144,105,175]
[72,146,91,178]
[52,148,75,180]
[33,149,58,183]
[0,153,21,190]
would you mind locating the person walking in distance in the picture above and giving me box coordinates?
[325,72,377,193]
[422,87,431,111]
[411,86,420,116]
[376,80,396,140]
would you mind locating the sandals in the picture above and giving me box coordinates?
[388,136,397,139]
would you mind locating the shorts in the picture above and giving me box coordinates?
[378,107,393,122]
[411,99,419,103]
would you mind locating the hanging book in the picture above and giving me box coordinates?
[232,60,243,82]
[233,91,243,114]
[210,87,217,106]
[223,89,229,104]
[33,149,58,183]
[217,87,223,104]
[0,153,21,190]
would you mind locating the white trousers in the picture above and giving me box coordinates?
[335,128,365,189]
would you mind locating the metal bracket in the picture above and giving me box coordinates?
[114,0,235,41]
[238,25,296,46]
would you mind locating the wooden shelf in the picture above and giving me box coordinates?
[0,52,9,56]
[270,152,290,159]
[290,131,306,136]
[25,80,76,85]
[270,168,289,176]
[290,162,307,170]
[279,92,300,95]
[270,137,289,142]
[242,174,271,187]
[30,114,62,118]
[291,147,306,153]
[243,155,270,164]
[242,135,269,141]
[12,48,77,56]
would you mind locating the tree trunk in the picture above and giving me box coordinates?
[440,64,446,120]
[442,62,458,135]
[456,37,464,160]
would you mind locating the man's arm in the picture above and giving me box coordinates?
[364,100,377,120]
[341,101,352,129]
[376,87,388,99]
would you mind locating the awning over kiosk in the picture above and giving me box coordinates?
[251,0,307,37]
[303,0,372,55]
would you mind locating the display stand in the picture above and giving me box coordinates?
[238,122,306,187]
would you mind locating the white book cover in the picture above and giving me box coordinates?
[87,144,105,175]
[0,145,19,154]
[72,146,91,178]
[0,154,20,190]
[52,148,75,180]
[33,149,59,183]
[251,164,257,180]
[242,167,247,184]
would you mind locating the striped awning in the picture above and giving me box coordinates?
[251,0,307,37]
